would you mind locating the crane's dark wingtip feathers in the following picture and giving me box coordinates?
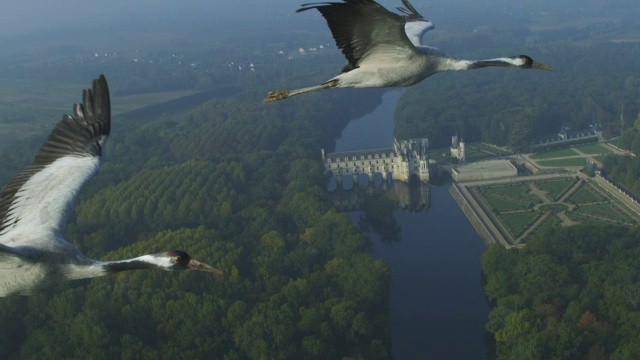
[91,74,111,136]
[0,75,111,236]
[297,0,380,13]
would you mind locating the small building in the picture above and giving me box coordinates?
[531,124,602,150]
[450,135,466,162]
[450,160,517,182]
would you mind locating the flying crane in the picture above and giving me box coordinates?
[0,75,221,297]
[264,0,552,102]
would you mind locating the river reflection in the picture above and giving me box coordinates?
[329,179,430,243]
[329,180,430,213]
[333,90,490,359]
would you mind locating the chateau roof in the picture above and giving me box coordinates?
[325,148,396,161]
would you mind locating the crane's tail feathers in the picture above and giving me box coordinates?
[263,80,338,103]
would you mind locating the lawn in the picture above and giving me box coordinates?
[567,183,608,204]
[528,215,562,239]
[572,203,633,223]
[575,143,611,155]
[499,211,541,238]
[530,148,578,159]
[534,178,577,201]
[472,143,512,157]
[538,158,587,167]
[567,212,630,226]
[484,196,530,212]
[477,184,541,212]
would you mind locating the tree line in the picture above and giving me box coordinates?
[482,225,640,359]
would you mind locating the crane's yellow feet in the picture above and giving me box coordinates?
[264,89,290,103]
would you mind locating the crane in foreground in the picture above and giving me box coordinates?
[0,75,221,297]
[264,0,553,102]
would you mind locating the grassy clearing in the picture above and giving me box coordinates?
[573,203,633,223]
[567,183,608,204]
[575,143,611,155]
[534,178,577,201]
[500,211,541,238]
[112,90,199,116]
[429,146,456,162]
[537,203,570,213]
[538,158,587,167]
[484,197,530,212]
[528,215,563,239]
[567,212,629,226]
[477,185,541,212]
[530,148,578,159]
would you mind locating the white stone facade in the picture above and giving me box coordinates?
[322,138,430,184]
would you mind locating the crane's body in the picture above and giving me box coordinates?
[0,76,220,297]
[264,0,552,102]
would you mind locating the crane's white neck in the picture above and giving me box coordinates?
[437,57,524,72]
[101,255,174,274]
[63,255,174,280]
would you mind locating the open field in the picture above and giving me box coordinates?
[574,143,612,155]
[468,143,512,157]
[571,203,634,224]
[537,158,587,167]
[567,183,608,204]
[0,84,202,143]
[499,211,541,238]
[535,178,577,201]
[530,148,578,159]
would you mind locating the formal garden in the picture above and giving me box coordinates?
[470,177,639,244]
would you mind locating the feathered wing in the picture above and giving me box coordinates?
[298,0,418,72]
[0,75,111,248]
[396,0,435,47]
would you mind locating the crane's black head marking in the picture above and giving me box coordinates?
[166,249,192,268]
[516,55,534,67]
[512,55,554,71]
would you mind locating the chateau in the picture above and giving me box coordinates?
[322,138,430,187]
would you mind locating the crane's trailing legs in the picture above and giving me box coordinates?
[264,79,338,103]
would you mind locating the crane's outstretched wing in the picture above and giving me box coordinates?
[0,75,110,246]
[396,0,434,47]
[298,0,419,72]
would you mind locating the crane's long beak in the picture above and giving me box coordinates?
[532,61,554,71]
[188,259,223,277]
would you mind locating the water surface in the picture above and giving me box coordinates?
[335,90,490,359]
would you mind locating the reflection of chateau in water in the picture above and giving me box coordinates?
[329,179,431,213]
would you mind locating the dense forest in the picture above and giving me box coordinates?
[0,55,392,358]
[482,225,640,359]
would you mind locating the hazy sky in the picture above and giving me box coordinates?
[0,0,294,36]
[1,0,636,40]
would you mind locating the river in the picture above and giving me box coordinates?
[334,90,491,359]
